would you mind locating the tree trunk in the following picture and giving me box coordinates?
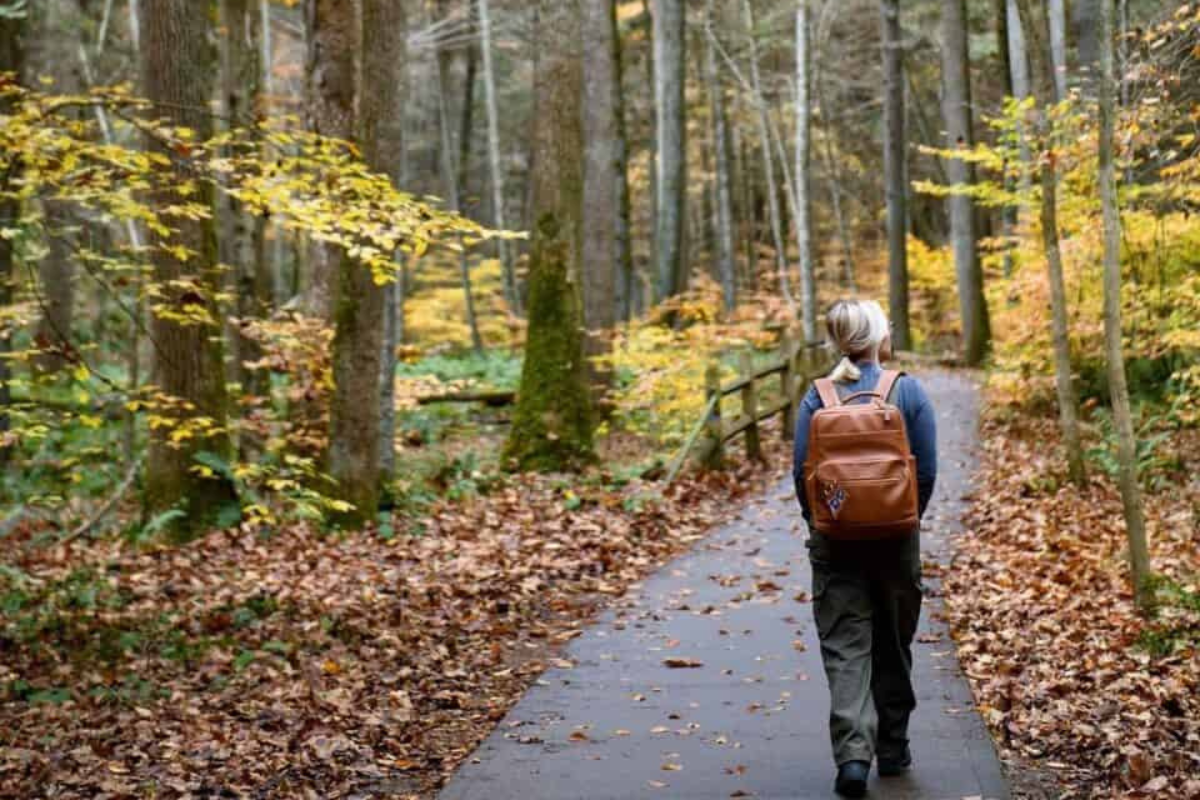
[812,10,855,290]
[940,0,991,365]
[503,0,594,472]
[1073,0,1100,81]
[880,0,910,350]
[457,36,478,213]
[436,44,485,354]
[744,0,794,313]
[703,0,736,313]
[795,1,816,340]
[302,0,356,319]
[327,0,406,524]
[478,0,520,314]
[33,203,76,375]
[652,0,687,302]
[138,0,236,533]
[582,0,620,376]
[1017,0,1087,484]
[220,0,270,399]
[0,13,22,467]
[996,0,1018,279]
[613,19,635,322]
[1048,0,1067,100]
[1098,0,1151,610]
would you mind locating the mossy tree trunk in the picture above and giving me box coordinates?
[139,0,236,535]
[503,0,594,473]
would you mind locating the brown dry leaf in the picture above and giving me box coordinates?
[662,657,704,669]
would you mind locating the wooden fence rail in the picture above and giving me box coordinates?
[665,331,826,483]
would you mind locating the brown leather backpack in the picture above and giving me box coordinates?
[803,370,919,540]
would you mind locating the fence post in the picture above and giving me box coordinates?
[781,328,796,441]
[701,361,724,469]
[739,351,762,461]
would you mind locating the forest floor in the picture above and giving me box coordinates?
[438,370,1009,800]
[945,415,1200,800]
[0,425,786,798]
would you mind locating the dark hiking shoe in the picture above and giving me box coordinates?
[835,760,870,797]
[877,747,913,777]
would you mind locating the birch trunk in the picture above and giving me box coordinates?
[743,0,794,312]
[880,0,910,349]
[479,0,519,314]
[795,0,816,341]
[653,0,687,302]
[940,0,991,365]
[1098,0,1151,609]
[704,0,736,312]
[1017,0,1087,484]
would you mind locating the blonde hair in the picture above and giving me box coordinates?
[826,299,890,383]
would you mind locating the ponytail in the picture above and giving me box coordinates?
[828,355,862,384]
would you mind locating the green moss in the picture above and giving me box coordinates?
[502,212,595,472]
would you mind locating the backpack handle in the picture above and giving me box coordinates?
[838,390,883,405]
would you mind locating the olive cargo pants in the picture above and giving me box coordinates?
[807,531,923,766]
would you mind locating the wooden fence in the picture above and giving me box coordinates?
[665,331,826,483]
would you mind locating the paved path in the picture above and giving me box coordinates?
[440,372,1009,800]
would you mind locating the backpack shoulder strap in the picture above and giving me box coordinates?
[876,370,904,404]
[814,378,841,408]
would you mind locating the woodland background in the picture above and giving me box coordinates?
[0,0,1197,797]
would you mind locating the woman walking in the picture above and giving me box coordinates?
[792,299,937,797]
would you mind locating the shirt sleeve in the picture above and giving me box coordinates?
[898,375,938,517]
[791,384,823,523]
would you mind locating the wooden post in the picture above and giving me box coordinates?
[702,361,724,469]
[781,328,796,441]
[740,351,762,461]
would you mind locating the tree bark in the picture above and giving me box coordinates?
[744,0,794,313]
[302,0,356,319]
[436,43,484,354]
[652,0,687,302]
[1048,0,1067,100]
[0,13,22,466]
[503,0,594,472]
[33,203,76,375]
[940,0,991,365]
[138,0,236,533]
[1017,0,1087,484]
[813,5,855,290]
[1072,0,1100,80]
[478,0,519,314]
[1098,0,1151,610]
[795,1,816,341]
[613,19,635,323]
[582,0,620,375]
[220,0,270,399]
[703,0,736,313]
[325,0,404,524]
[880,0,910,350]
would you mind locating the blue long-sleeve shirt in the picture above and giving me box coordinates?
[792,362,937,525]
